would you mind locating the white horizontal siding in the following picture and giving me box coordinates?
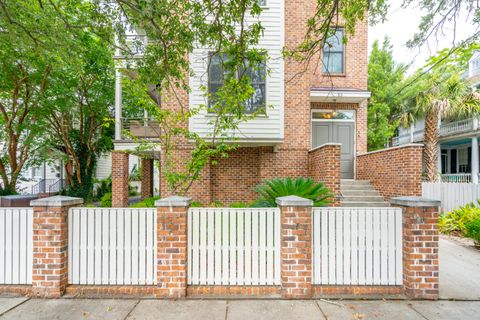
[189,0,284,141]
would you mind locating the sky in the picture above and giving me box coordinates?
[368,3,475,73]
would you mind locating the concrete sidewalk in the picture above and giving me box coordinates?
[1,298,480,320]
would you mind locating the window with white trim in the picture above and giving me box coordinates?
[322,29,344,74]
[208,53,266,113]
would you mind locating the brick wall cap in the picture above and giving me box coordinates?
[357,143,423,157]
[30,195,84,207]
[390,196,440,207]
[309,143,342,153]
[155,196,192,207]
[276,195,313,207]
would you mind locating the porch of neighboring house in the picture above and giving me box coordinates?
[392,117,480,184]
[439,137,480,183]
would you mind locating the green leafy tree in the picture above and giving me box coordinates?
[0,0,114,196]
[114,0,268,195]
[367,38,406,151]
[399,60,480,182]
[43,33,115,199]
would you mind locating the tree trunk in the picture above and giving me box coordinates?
[423,109,441,182]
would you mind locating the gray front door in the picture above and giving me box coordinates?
[313,122,354,179]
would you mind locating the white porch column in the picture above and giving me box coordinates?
[115,68,122,141]
[410,123,414,143]
[472,137,479,184]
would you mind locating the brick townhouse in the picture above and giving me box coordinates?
[111,0,372,207]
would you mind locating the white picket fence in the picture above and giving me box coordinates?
[0,208,33,285]
[68,208,157,285]
[312,207,403,286]
[422,182,480,213]
[188,208,281,286]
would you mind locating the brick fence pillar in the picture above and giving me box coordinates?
[112,151,129,207]
[276,195,313,299]
[30,196,83,298]
[141,158,154,200]
[155,196,191,298]
[391,196,441,300]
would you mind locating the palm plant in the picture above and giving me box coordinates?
[254,177,332,207]
[399,66,480,182]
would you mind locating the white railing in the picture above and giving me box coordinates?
[0,208,33,285]
[188,208,281,286]
[68,208,157,285]
[423,182,480,212]
[312,207,403,286]
[392,118,477,146]
[440,118,473,136]
[440,173,472,183]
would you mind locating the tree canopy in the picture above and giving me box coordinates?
[367,37,406,151]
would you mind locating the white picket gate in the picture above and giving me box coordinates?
[312,207,403,286]
[68,208,157,285]
[188,208,281,285]
[0,208,33,285]
[422,182,480,213]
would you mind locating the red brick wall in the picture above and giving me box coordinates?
[396,205,439,300]
[279,205,312,299]
[32,206,70,298]
[156,205,188,298]
[112,151,129,207]
[313,19,369,90]
[356,144,423,200]
[308,144,341,206]
[141,158,154,200]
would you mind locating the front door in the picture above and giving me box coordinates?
[313,122,355,179]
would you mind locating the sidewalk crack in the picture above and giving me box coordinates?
[0,297,31,318]
[315,300,329,320]
[408,303,430,320]
[122,299,140,320]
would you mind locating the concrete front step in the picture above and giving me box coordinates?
[340,185,376,191]
[342,196,385,202]
[340,179,371,186]
[341,190,380,196]
[341,201,390,207]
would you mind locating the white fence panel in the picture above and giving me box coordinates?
[0,208,33,285]
[422,182,480,213]
[69,208,157,285]
[188,208,281,286]
[312,207,403,286]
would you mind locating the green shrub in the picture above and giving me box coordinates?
[439,203,480,235]
[254,177,332,207]
[466,219,480,244]
[100,192,112,207]
[229,201,249,208]
[128,183,139,196]
[190,201,203,208]
[94,177,111,201]
[129,196,160,208]
[208,201,224,208]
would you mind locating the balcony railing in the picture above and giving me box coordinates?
[121,117,161,139]
[440,173,472,183]
[392,118,478,146]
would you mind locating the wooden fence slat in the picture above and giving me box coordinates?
[68,208,156,286]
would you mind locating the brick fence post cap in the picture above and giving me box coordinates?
[155,196,192,207]
[390,196,440,207]
[30,195,84,207]
[276,195,313,207]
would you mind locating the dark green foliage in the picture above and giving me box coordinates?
[439,202,480,235]
[100,192,112,208]
[466,219,480,244]
[94,177,112,201]
[254,177,332,207]
[129,196,160,208]
[367,37,406,151]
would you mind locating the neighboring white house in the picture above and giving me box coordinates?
[392,51,480,184]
